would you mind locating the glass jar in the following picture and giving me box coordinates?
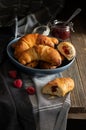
[50,20,74,41]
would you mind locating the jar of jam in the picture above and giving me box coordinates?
[51,20,74,41]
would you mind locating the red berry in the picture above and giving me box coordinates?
[8,70,17,78]
[13,79,23,88]
[26,86,35,95]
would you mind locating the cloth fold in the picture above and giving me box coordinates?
[20,73,71,130]
[32,74,70,130]
[0,59,36,130]
[18,14,39,36]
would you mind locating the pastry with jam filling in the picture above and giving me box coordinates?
[42,77,74,97]
[57,42,76,61]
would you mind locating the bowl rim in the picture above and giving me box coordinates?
[7,37,75,74]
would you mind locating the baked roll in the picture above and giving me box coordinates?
[12,33,39,59]
[12,33,38,49]
[18,45,62,66]
[25,61,38,68]
[42,77,74,97]
[18,46,39,65]
[13,40,30,59]
[57,42,76,60]
[12,33,59,59]
[36,34,59,48]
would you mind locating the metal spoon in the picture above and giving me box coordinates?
[64,8,82,25]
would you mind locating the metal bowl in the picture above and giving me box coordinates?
[7,38,75,76]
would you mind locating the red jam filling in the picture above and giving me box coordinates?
[62,46,70,54]
[51,86,57,92]
[51,22,71,40]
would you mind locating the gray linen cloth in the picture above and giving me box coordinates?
[21,73,71,130]
[18,14,39,36]
[18,14,71,130]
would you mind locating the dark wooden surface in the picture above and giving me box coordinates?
[62,16,86,119]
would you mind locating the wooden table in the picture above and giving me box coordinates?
[62,16,86,119]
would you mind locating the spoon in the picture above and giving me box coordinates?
[64,8,82,25]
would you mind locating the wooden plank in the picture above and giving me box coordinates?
[62,17,86,115]
[68,113,86,119]
[62,60,86,109]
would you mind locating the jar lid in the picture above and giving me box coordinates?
[32,25,50,35]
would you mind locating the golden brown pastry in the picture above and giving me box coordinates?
[18,46,39,65]
[12,33,39,59]
[25,61,38,68]
[42,77,74,97]
[18,45,62,66]
[13,41,29,59]
[57,42,76,60]
[12,33,39,49]
[12,33,59,59]
[36,34,59,48]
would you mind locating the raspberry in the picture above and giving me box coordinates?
[8,70,17,78]
[26,86,36,95]
[13,79,23,88]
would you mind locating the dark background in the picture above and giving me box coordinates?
[0,0,85,26]
[58,0,85,19]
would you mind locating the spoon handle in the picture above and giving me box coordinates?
[64,8,81,25]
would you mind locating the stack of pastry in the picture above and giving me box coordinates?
[12,33,76,69]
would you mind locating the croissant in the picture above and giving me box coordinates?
[13,33,39,59]
[13,40,29,59]
[18,46,39,65]
[18,45,62,66]
[42,77,74,97]
[12,33,59,59]
[57,42,76,60]
[12,33,39,49]
[25,61,38,68]
[36,34,59,47]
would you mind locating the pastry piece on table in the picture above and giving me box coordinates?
[42,77,74,97]
[18,45,62,66]
[57,42,76,60]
